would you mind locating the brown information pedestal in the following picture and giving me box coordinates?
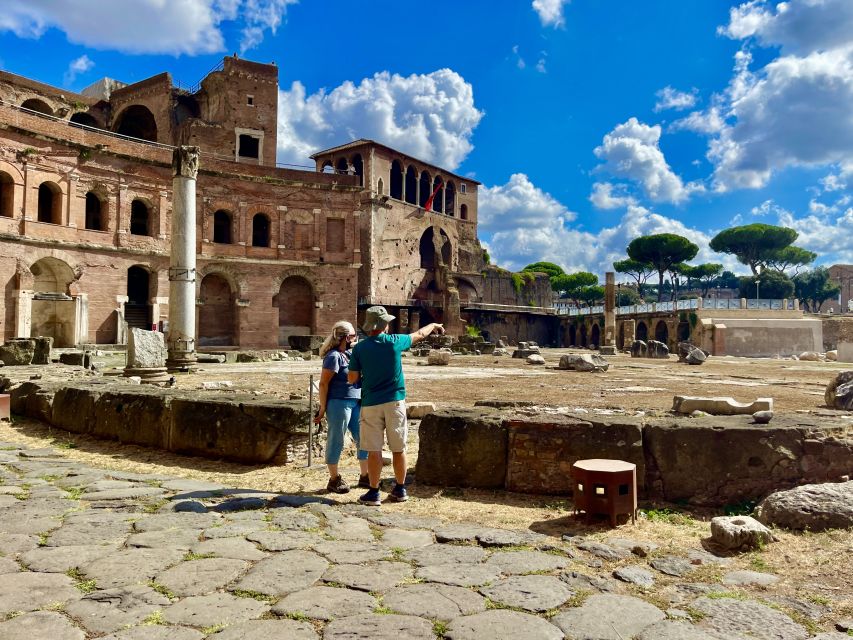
[571,458,637,526]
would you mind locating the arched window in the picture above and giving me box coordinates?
[213,210,233,244]
[390,160,403,200]
[69,112,98,128]
[252,213,270,247]
[37,182,62,224]
[352,154,364,186]
[21,99,52,116]
[655,321,669,345]
[445,181,456,216]
[336,158,349,174]
[0,171,13,217]
[431,176,444,213]
[377,178,384,195]
[321,161,334,173]
[130,200,150,236]
[419,228,435,270]
[419,171,432,208]
[636,321,648,342]
[405,166,417,204]
[85,192,103,231]
[113,105,158,142]
[460,204,469,220]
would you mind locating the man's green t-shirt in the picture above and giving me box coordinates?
[349,333,413,407]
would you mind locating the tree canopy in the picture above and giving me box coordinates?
[521,262,565,279]
[627,234,699,301]
[576,285,605,305]
[553,272,599,304]
[763,246,816,275]
[793,268,840,312]
[738,271,794,300]
[613,258,655,295]
[680,263,723,296]
[709,224,798,275]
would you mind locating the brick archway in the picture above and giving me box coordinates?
[198,273,236,347]
[277,276,314,345]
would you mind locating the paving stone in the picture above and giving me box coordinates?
[83,480,141,493]
[445,609,563,640]
[405,543,486,566]
[168,500,208,513]
[272,586,378,621]
[163,592,269,628]
[323,561,413,592]
[0,508,61,535]
[692,596,809,640]
[0,485,25,495]
[637,620,733,639]
[326,515,375,541]
[233,550,328,596]
[18,448,64,458]
[811,633,853,640]
[81,487,167,501]
[651,555,696,577]
[764,595,827,621]
[210,497,270,512]
[324,613,435,640]
[189,536,268,561]
[687,549,732,566]
[0,556,21,573]
[207,619,318,639]
[20,544,119,572]
[268,509,321,530]
[552,594,666,639]
[480,575,574,612]
[722,570,780,586]
[575,540,631,561]
[360,511,443,530]
[246,530,319,551]
[416,563,501,587]
[202,520,268,539]
[160,478,226,494]
[477,528,549,547]
[434,524,488,543]
[0,532,38,555]
[614,565,656,588]
[64,585,171,634]
[313,540,391,564]
[484,550,570,575]
[155,557,250,597]
[379,527,434,549]
[0,611,85,640]
[607,537,660,557]
[100,626,204,640]
[385,583,487,621]
[48,515,132,547]
[126,528,203,550]
[82,547,184,588]
[273,495,335,507]
[132,512,221,532]
[223,509,269,521]
[0,571,82,615]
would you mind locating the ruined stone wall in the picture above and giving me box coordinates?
[820,316,853,350]
[465,311,559,346]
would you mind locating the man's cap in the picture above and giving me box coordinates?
[363,305,395,332]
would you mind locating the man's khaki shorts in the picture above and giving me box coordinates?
[359,400,407,452]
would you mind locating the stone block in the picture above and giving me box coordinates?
[31,337,53,365]
[826,350,838,361]
[169,397,310,463]
[93,389,172,449]
[236,352,267,363]
[526,354,545,365]
[630,340,647,358]
[599,345,617,356]
[287,335,325,352]
[672,395,773,416]
[755,481,853,532]
[647,340,670,358]
[825,371,853,410]
[839,342,853,363]
[798,351,821,361]
[558,354,609,372]
[127,328,167,369]
[710,515,775,551]
[51,385,101,434]
[59,351,91,367]
[415,408,507,488]
[0,339,35,366]
[427,350,451,366]
[407,402,436,419]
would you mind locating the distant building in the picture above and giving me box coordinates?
[819,264,853,314]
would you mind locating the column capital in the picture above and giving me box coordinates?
[172,146,200,179]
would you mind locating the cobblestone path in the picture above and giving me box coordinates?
[0,442,849,639]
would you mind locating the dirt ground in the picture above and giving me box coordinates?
[1,348,852,623]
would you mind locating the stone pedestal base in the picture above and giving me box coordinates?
[166,357,198,373]
[124,367,171,384]
[599,345,617,356]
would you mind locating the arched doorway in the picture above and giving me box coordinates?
[38,182,62,224]
[590,324,601,348]
[30,257,76,347]
[636,321,648,342]
[130,200,150,236]
[419,228,436,270]
[677,321,691,342]
[252,213,270,247]
[405,166,417,204]
[580,325,588,347]
[70,112,98,128]
[431,176,444,213]
[655,320,669,344]
[336,158,348,174]
[419,171,431,208]
[126,266,151,330]
[0,171,13,217]
[352,154,363,186]
[440,230,452,266]
[390,160,403,200]
[568,324,577,346]
[618,323,625,350]
[198,274,235,347]
[113,105,158,142]
[21,98,52,116]
[85,192,103,230]
[445,181,456,216]
[277,276,314,346]
[460,204,468,220]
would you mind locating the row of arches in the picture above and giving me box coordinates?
[18,98,159,143]
[212,210,271,247]
[388,161,466,218]
[564,319,692,350]
[321,155,364,186]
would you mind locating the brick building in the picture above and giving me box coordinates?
[819,264,853,314]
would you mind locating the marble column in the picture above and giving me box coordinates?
[600,271,617,355]
[166,146,200,372]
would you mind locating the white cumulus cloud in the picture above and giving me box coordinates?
[654,86,698,112]
[0,0,294,56]
[532,0,569,28]
[777,207,853,264]
[588,182,637,210]
[276,69,484,170]
[62,54,93,86]
[593,117,705,204]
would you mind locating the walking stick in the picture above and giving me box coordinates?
[307,373,314,467]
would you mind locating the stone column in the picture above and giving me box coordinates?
[166,146,200,372]
[73,294,89,346]
[14,290,33,338]
[600,271,617,355]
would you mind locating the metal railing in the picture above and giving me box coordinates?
[556,298,795,317]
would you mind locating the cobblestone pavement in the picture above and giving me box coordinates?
[1,442,850,640]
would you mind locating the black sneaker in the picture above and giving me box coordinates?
[358,488,381,506]
[357,474,370,489]
[387,483,408,503]
[326,475,350,494]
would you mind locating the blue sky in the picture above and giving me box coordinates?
[2,0,851,277]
